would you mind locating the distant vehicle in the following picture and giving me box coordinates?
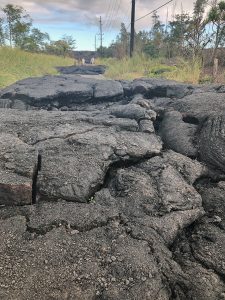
[90,57,95,65]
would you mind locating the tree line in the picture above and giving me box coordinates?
[99,0,225,64]
[0,4,76,56]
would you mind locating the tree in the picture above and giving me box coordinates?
[61,35,76,51]
[96,45,113,58]
[167,13,191,57]
[143,41,160,57]
[45,35,76,57]
[0,18,4,45]
[207,0,225,62]
[20,28,49,52]
[135,30,151,53]
[112,23,130,58]
[119,23,130,56]
[151,12,164,38]
[144,12,166,58]
[186,0,211,57]
[2,4,32,47]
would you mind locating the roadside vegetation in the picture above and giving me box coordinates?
[0,47,74,88]
[97,55,202,84]
[97,0,225,84]
[1,0,225,87]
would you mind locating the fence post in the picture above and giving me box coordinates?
[213,58,219,80]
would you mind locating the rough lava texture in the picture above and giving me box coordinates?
[1,73,225,299]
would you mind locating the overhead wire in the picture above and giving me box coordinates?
[97,0,119,48]
[172,0,177,21]
[135,0,174,22]
[121,0,132,25]
[103,0,174,46]
[106,0,120,33]
[125,0,174,31]
[103,0,123,45]
[103,0,115,29]
[110,0,122,31]
[104,0,118,32]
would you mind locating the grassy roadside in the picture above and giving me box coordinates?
[97,54,203,84]
[0,47,74,88]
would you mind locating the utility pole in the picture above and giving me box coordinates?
[99,16,103,56]
[130,0,136,57]
[95,34,97,52]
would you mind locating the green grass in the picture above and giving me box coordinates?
[163,58,202,84]
[0,47,74,88]
[97,54,202,84]
[97,54,155,80]
[0,49,203,88]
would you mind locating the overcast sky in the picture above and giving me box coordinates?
[0,0,195,50]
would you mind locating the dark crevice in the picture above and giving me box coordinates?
[32,153,42,204]
[168,282,191,300]
[30,126,104,145]
[26,219,69,235]
[145,87,168,99]
[190,245,225,283]
[170,218,225,285]
[26,215,120,236]
[153,113,164,133]
[88,152,163,202]
[38,193,89,204]
[193,176,223,191]
[125,226,191,299]
[170,219,199,252]
[182,115,199,125]
[159,143,174,153]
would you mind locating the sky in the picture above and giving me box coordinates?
[0,0,196,50]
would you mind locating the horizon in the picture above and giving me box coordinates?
[0,0,196,51]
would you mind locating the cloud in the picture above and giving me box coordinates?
[0,0,203,50]
[0,0,195,30]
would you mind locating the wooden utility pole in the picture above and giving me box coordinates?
[99,16,103,56]
[130,0,136,57]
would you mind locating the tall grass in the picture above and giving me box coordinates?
[97,54,159,80]
[0,47,74,88]
[97,54,202,84]
[164,58,202,84]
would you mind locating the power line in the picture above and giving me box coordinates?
[125,0,173,31]
[106,0,118,32]
[135,0,174,22]
[103,0,122,47]
[126,22,131,31]
[107,0,120,33]
[104,0,115,29]
[172,0,177,21]
[110,0,122,31]
[104,0,118,32]
[122,0,132,25]
[103,0,111,25]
